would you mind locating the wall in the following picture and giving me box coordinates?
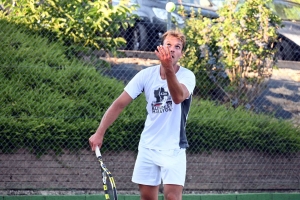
[1,149,300,192]
[1,194,300,200]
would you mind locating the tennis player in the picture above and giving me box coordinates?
[89,29,196,200]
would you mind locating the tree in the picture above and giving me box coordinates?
[180,0,282,108]
[0,0,137,53]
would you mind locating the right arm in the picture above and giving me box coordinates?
[89,91,133,151]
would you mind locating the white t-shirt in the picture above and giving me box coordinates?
[124,65,196,150]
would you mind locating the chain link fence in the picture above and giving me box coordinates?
[1,0,300,195]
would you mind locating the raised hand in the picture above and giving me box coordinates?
[155,45,173,70]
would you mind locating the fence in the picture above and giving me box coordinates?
[1,0,300,195]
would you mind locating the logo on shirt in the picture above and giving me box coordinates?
[152,87,172,113]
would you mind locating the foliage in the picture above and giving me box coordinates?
[180,0,282,108]
[267,0,300,21]
[187,98,300,154]
[1,19,299,156]
[289,0,300,4]
[0,0,137,53]
[0,19,145,155]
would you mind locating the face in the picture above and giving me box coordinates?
[162,35,184,66]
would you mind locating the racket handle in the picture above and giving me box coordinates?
[95,146,102,158]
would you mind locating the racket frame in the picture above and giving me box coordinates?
[95,146,118,200]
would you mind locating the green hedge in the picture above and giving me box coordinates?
[0,19,299,155]
[187,100,300,154]
[0,19,145,155]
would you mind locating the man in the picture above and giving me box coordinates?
[89,29,196,200]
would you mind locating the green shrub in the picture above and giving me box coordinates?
[187,99,300,154]
[0,0,137,53]
[0,19,299,156]
[0,19,145,155]
[180,0,282,108]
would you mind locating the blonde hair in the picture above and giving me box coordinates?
[161,29,186,51]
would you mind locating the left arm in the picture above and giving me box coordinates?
[164,67,190,104]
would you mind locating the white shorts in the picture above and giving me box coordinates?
[132,147,186,186]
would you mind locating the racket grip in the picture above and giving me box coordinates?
[95,146,102,158]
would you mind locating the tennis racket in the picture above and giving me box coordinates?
[95,146,118,200]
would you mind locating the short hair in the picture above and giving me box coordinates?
[161,29,186,52]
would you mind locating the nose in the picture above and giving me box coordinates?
[169,46,175,52]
